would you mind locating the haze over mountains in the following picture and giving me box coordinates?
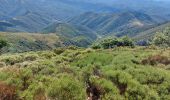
[0,0,170,48]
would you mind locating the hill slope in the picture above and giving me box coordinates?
[134,22,170,41]
[1,0,170,33]
[0,0,117,32]
[69,11,158,37]
[0,31,97,53]
[0,47,169,99]
[0,32,63,53]
[42,22,98,47]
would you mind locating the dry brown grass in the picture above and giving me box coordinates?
[141,55,170,66]
[0,81,17,100]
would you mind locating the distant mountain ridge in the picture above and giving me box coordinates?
[0,0,170,45]
[134,22,170,41]
[69,11,158,37]
[0,0,119,32]
[42,22,98,47]
[0,0,170,32]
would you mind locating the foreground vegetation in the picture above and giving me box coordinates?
[0,46,170,100]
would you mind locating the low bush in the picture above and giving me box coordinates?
[89,76,121,100]
[38,51,56,59]
[24,54,39,61]
[0,47,169,99]
[0,39,8,50]
[67,45,79,50]
[0,55,23,65]
[91,36,135,49]
[0,82,17,100]
[20,82,46,100]
[47,75,86,100]
[141,55,170,65]
[53,48,65,55]
[0,62,6,68]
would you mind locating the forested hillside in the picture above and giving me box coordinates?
[42,22,98,47]
[0,0,170,36]
[69,11,158,37]
[134,22,170,41]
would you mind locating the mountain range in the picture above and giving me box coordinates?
[0,0,170,50]
[69,11,159,37]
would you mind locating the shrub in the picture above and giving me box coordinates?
[0,46,170,99]
[67,50,81,58]
[38,51,56,59]
[91,43,102,49]
[0,81,17,100]
[121,36,135,47]
[47,75,86,100]
[141,55,170,66]
[24,54,39,61]
[91,36,135,49]
[125,80,159,100]
[153,27,170,47]
[158,82,170,99]
[29,60,55,75]
[53,48,65,55]
[67,45,79,50]
[104,70,132,95]
[0,55,23,65]
[58,66,76,75]
[20,82,46,100]
[0,62,6,68]
[0,39,8,49]
[89,76,120,100]
[82,48,94,54]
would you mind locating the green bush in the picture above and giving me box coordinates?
[20,82,46,100]
[91,36,135,49]
[53,48,65,55]
[0,47,170,99]
[153,27,170,47]
[0,55,23,65]
[67,45,79,50]
[0,39,8,49]
[38,51,56,59]
[89,76,121,99]
[47,75,86,100]
[91,43,102,49]
[126,80,159,100]
[24,54,39,61]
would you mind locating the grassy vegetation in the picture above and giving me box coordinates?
[0,47,170,100]
[134,22,170,41]
[0,31,97,53]
[0,32,63,53]
[42,22,98,47]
